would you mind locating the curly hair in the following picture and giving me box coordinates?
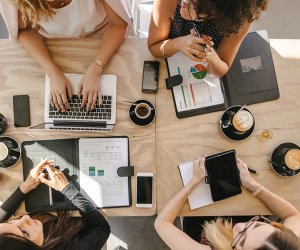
[9,0,55,28]
[192,0,270,36]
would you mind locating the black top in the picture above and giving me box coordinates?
[169,5,223,48]
[0,183,110,250]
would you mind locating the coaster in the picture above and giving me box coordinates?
[270,143,300,177]
[129,100,155,127]
[0,136,21,168]
[220,106,255,141]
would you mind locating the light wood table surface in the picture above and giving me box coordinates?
[156,39,300,216]
[0,38,157,216]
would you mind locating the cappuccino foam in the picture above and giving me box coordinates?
[0,142,8,161]
[285,149,300,170]
[232,110,254,132]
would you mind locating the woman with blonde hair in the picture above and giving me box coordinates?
[0,0,132,112]
[155,155,300,249]
[0,158,110,249]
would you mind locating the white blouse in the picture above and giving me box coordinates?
[38,0,110,38]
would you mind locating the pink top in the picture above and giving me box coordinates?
[0,0,133,39]
[38,0,109,38]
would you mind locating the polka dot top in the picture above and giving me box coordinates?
[169,5,223,48]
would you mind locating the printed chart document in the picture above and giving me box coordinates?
[167,52,225,117]
[79,137,130,208]
[178,160,213,209]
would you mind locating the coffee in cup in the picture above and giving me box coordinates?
[134,103,151,119]
[232,110,254,132]
[284,149,300,170]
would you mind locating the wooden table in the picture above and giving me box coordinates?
[156,39,300,216]
[0,38,157,216]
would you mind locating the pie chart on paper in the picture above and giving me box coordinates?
[190,64,207,79]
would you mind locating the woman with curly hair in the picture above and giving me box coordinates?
[148,0,269,77]
[0,158,110,250]
[155,156,300,250]
[0,0,132,112]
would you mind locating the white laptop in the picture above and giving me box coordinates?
[30,73,117,132]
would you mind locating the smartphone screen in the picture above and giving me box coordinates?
[13,95,30,127]
[205,150,241,201]
[136,174,153,207]
[142,61,159,93]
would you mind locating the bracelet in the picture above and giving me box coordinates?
[252,184,264,197]
[161,43,167,58]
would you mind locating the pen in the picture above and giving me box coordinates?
[49,187,53,206]
[248,167,259,174]
[192,23,208,53]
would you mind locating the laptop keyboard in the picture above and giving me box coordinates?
[49,95,112,120]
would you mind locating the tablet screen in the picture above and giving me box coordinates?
[205,150,241,201]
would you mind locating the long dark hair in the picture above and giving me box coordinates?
[0,212,85,250]
[192,0,269,36]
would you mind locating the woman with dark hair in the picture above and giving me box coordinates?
[155,155,300,250]
[148,0,269,77]
[0,158,110,250]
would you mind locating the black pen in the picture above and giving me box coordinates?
[192,23,208,53]
[248,167,259,174]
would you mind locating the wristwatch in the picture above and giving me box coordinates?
[94,58,106,69]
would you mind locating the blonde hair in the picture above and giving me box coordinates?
[9,0,55,28]
[203,219,300,250]
[203,217,234,250]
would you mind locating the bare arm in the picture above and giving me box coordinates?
[155,156,211,250]
[17,14,72,112]
[237,159,300,236]
[78,0,127,111]
[207,22,252,77]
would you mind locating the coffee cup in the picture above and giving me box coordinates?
[134,103,152,119]
[0,113,7,135]
[129,100,156,127]
[0,136,21,168]
[232,110,254,133]
[284,149,300,170]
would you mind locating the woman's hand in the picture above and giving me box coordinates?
[39,164,69,191]
[20,158,52,194]
[77,64,103,112]
[237,158,260,192]
[191,154,206,184]
[49,70,73,112]
[176,32,214,61]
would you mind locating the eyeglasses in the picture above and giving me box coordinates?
[231,215,272,249]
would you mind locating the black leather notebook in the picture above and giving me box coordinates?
[222,30,280,107]
[166,30,279,118]
[22,137,133,213]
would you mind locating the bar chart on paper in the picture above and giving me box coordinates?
[167,52,225,112]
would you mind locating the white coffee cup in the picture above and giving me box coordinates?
[134,103,152,119]
[232,110,254,132]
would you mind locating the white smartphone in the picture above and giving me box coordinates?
[136,172,153,208]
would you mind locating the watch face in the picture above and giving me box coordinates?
[95,59,104,68]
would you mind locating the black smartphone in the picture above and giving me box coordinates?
[13,95,30,127]
[205,150,241,202]
[136,172,153,208]
[142,61,159,93]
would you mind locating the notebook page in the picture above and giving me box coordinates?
[167,52,224,112]
[79,137,129,207]
[178,160,214,209]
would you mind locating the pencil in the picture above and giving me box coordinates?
[192,23,208,53]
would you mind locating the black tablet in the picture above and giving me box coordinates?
[205,150,242,202]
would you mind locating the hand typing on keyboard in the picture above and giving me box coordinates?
[77,66,102,112]
[48,71,73,112]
